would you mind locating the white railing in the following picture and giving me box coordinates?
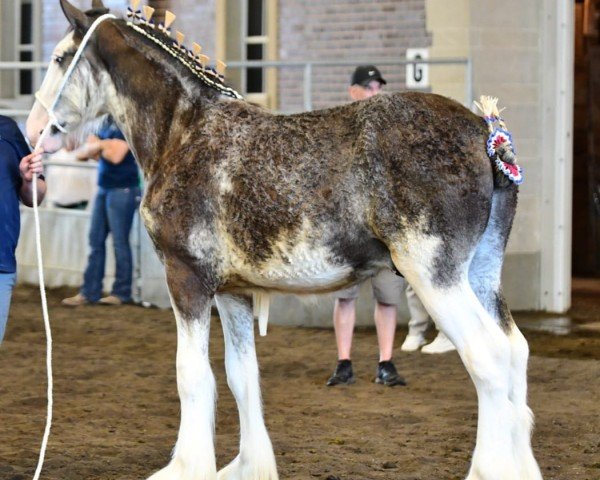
[0,57,472,117]
[225,57,473,111]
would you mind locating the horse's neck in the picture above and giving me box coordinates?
[100,31,221,176]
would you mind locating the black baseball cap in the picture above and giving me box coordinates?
[350,65,387,87]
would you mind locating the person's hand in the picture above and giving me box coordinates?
[85,135,102,160]
[73,135,102,161]
[19,149,44,182]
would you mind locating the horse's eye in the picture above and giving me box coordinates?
[52,55,63,65]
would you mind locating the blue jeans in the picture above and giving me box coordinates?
[81,186,141,303]
[0,272,17,344]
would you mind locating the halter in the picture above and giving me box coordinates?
[34,13,116,143]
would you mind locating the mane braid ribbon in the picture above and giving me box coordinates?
[474,95,523,185]
[126,22,243,100]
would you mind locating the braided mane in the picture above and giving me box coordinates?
[124,14,243,100]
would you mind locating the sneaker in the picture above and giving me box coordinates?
[400,333,427,352]
[326,359,355,386]
[99,295,124,306]
[61,293,90,307]
[421,332,456,354]
[375,360,406,386]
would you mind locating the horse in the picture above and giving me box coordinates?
[26,2,543,479]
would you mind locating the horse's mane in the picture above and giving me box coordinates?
[121,12,243,101]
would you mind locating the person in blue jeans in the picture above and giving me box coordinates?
[62,119,140,307]
[0,115,46,343]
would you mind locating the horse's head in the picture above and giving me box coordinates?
[26,0,114,152]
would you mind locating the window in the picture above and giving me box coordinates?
[220,0,278,109]
[245,0,265,94]
[19,1,35,95]
[0,0,42,113]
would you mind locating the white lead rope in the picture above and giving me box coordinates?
[30,14,115,480]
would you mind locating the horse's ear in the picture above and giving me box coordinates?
[60,0,90,32]
[92,0,106,9]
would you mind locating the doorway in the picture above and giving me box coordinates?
[573,0,600,276]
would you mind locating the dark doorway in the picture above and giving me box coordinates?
[573,0,600,276]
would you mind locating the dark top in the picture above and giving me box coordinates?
[97,122,139,189]
[0,116,30,274]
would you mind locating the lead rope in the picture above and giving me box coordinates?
[30,14,115,480]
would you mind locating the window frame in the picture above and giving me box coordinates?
[0,0,42,106]
[217,0,278,109]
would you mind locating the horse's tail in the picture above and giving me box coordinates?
[474,95,523,189]
[468,182,518,329]
[468,95,522,328]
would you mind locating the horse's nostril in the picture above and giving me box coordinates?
[39,129,43,135]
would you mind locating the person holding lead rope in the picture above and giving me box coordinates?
[0,115,46,345]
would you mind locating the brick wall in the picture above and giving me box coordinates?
[42,1,129,60]
[278,0,431,112]
[43,1,429,112]
[167,0,217,58]
[42,1,216,78]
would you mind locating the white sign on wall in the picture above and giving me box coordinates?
[406,48,429,89]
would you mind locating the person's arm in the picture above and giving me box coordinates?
[73,134,102,161]
[97,138,130,165]
[73,134,129,164]
[19,149,47,207]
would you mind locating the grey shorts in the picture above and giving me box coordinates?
[334,269,406,305]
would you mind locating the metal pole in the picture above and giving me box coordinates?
[466,58,474,108]
[303,63,313,111]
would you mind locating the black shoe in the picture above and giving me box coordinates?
[326,359,355,386]
[375,360,406,386]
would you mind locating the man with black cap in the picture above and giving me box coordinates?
[327,65,405,387]
[348,65,387,101]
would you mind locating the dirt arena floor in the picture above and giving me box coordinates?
[0,282,599,480]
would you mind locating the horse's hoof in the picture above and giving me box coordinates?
[147,459,217,480]
[217,454,278,480]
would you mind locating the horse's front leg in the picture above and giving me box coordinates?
[215,293,278,480]
[148,259,217,480]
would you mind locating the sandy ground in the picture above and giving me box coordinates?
[0,284,598,480]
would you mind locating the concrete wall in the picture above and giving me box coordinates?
[470,0,546,310]
[425,0,470,102]
[421,0,552,312]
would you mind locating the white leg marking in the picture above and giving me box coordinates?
[507,327,543,480]
[398,266,520,478]
[148,298,217,480]
[215,294,278,480]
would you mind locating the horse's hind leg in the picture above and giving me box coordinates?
[471,289,541,479]
[391,241,522,480]
[215,293,278,480]
[147,259,217,480]
[468,189,542,479]
[506,319,542,479]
